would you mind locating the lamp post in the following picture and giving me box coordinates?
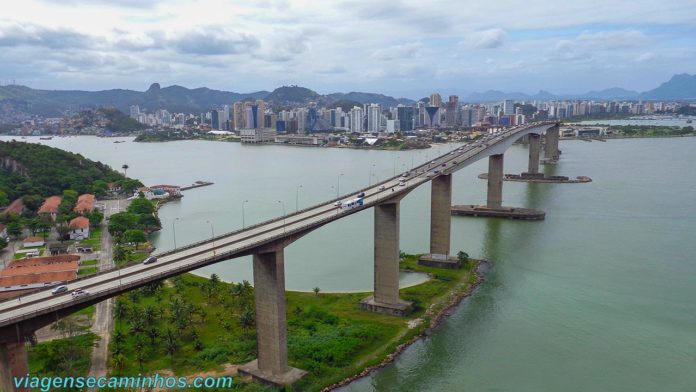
[277,200,286,234]
[295,185,303,212]
[336,173,344,198]
[369,164,376,186]
[206,220,215,256]
[172,217,180,249]
[242,200,249,228]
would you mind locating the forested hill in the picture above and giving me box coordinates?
[0,141,140,207]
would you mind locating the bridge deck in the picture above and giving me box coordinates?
[0,122,557,329]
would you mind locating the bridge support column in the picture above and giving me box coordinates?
[419,175,460,269]
[0,341,29,392]
[360,200,413,316]
[238,249,307,387]
[527,134,541,174]
[544,125,560,162]
[487,154,504,209]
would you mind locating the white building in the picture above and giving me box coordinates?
[349,106,364,133]
[240,128,277,144]
[367,104,381,132]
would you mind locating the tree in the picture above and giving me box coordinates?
[0,237,7,251]
[127,197,155,215]
[91,180,108,197]
[119,179,140,195]
[122,164,129,177]
[239,308,255,335]
[88,210,103,227]
[7,221,22,238]
[114,245,127,265]
[108,212,139,236]
[457,251,469,263]
[0,191,8,208]
[313,286,321,296]
[51,316,81,338]
[55,223,70,242]
[112,354,126,375]
[124,229,147,249]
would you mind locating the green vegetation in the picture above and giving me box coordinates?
[108,197,161,238]
[80,259,99,266]
[608,125,696,137]
[110,254,481,391]
[98,107,147,134]
[676,106,696,116]
[0,140,136,201]
[78,266,98,275]
[28,333,98,382]
[328,99,363,112]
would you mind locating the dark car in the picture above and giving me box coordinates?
[357,192,366,198]
[142,256,158,265]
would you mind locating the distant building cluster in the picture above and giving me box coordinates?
[129,95,688,139]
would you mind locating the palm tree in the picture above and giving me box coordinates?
[146,326,159,345]
[239,308,255,335]
[122,164,129,177]
[112,354,126,375]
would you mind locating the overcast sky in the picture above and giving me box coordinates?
[0,0,694,98]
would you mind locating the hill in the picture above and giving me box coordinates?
[328,99,363,112]
[641,74,696,100]
[327,92,414,107]
[265,85,320,104]
[0,140,138,204]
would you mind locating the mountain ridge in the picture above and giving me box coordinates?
[0,74,694,119]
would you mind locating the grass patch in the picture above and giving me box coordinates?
[78,266,98,276]
[110,254,480,391]
[81,259,99,267]
[78,228,102,251]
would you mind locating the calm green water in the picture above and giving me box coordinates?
[5,135,695,390]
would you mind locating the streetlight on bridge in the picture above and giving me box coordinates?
[277,200,286,234]
[336,173,344,198]
[295,185,303,212]
[172,217,180,249]
[206,220,215,256]
[242,199,249,228]
[369,164,376,186]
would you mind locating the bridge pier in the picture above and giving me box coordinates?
[360,200,413,316]
[544,124,560,162]
[238,249,307,387]
[419,174,460,268]
[527,133,541,174]
[452,153,546,220]
[486,154,504,209]
[0,341,29,392]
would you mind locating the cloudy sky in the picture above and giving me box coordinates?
[0,0,694,98]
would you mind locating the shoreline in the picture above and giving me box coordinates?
[322,259,489,391]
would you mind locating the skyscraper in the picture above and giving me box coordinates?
[429,92,442,107]
[396,105,414,132]
[349,106,363,133]
[129,105,140,120]
[255,100,266,129]
[233,102,244,130]
[211,110,220,130]
[503,100,515,115]
[446,95,459,126]
[367,103,381,132]
[424,106,441,127]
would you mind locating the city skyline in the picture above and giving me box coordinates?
[0,0,695,97]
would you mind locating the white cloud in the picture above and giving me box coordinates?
[463,29,507,49]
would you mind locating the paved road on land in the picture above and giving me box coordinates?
[87,198,127,382]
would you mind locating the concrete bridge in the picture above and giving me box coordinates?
[0,121,561,390]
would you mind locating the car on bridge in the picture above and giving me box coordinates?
[71,289,89,298]
[142,256,158,265]
[51,285,68,295]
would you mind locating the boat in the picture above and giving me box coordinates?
[39,136,53,140]
[687,119,693,124]
[113,140,126,143]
